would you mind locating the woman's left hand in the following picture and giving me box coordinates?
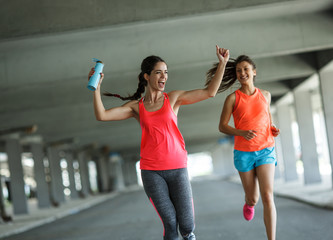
[216,45,229,65]
[271,125,280,137]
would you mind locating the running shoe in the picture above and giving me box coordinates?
[243,203,255,221]
[183,232,196,240]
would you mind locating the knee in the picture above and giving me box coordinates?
[164,217,178,231]
[261,191,274,206]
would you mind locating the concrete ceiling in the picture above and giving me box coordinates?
[1,0,333,155]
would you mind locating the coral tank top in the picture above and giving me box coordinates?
[232,88,274,152]
[139,93,187,170]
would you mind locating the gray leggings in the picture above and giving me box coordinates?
[141,168,195,240]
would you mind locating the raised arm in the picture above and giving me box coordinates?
[89,69,138,121]
[219,93,257,141]
[171,45,229,107]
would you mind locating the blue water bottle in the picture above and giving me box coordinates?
[87,58,104,91]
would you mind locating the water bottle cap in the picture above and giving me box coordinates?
[92,58,103,64]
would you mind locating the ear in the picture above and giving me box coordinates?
[143,73,149,81]
[253,69,257,77]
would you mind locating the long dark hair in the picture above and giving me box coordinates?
[104,55,166,100]
[205,55,256,93]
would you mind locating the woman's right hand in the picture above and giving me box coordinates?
[216,45,229,65]
[88,68,104,89]
[240,129,257,141]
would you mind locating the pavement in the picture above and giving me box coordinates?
[231,173,333,209]
[0,174,332,239]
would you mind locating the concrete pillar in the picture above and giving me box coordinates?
[77,152,90,197]
[123,159,138,187]
[47,146,65,204]
[211,137,237,178]
[0,175,12,221]
[276,104,298,181]
[30,143,51,208]
[65,152,79,199]
[96,155,110,192]
[294,90,321,184]
[5,137,28,214]
[319,68,333,186]
[109,153,125,191]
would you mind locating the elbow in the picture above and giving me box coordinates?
[219,125,226,134]
[204,87,217,99]
[95,114,105,121]
[207,90,217,98]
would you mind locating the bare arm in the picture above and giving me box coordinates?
[171,45,229,107]
[89,70,138,121]
[261,89,280,137]
[219,93,257,140]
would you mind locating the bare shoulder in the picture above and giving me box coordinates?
[259,88,271,97]
[258,88,271,103]
[167,90,185,104]
[167,90,184,99]
[225,92,236,103]
[122,99,139,107]
[123,99,140,114]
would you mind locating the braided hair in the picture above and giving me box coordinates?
[104,55,166,100]
[205,55,256,93]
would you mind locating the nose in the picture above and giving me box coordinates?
[240,69,246,76]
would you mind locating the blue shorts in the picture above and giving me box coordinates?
[234,147,277,172]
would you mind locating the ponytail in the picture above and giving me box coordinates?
[205,55,256,93]
[103,55,165,101]
[103,72,147,100]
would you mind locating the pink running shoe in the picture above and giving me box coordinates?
[243,203,255,221]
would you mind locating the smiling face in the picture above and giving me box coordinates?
[144,61,168,91]
[236,61,256,84]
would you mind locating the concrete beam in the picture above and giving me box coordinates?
[2,0,331,39]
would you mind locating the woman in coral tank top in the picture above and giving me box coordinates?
[206,55,280,240]
[88,45,229,240]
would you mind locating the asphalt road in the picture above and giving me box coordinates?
[1,179,332,240]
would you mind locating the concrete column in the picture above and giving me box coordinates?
[0,175,12,221]
[77,152,90,197]
[47,146,65,204]
[96,155,110,192]
[123,159,138,187]
[319,68,333,186]
[109,153,125,191]
[30,143,51,208]
[5,137,28,214]
[65,152,79,199]
[276,104,298,181]
[211,137,237,178]
[294,90,321,184]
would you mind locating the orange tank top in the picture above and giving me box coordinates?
[232,88,274,152]
[139,93,188,170]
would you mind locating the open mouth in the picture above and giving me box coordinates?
[158,81,165,88]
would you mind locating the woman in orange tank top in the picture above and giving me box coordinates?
[88,45,229,240]
[206,55,280,240]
